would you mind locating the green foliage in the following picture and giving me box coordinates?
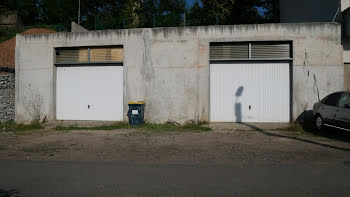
[1,0,279,30]
[0,146,8,151]
[0,121,44,133]
[54,122,212,132]
[262,0,280,22]
[140,122,212,132]
[0,26,18,42]
[186,2,205,26]
[54,123,131,131]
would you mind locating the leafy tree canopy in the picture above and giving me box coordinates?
[0,0,279,30]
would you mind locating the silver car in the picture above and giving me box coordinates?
[313,91,350,131]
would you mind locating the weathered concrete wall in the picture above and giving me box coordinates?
[345,63,350,91]
[15,23,344,123]
[71,22,88,33]
[342,0,350,12]
[0,73,15,122]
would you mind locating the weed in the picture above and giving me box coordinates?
[138,123,212,132]
[0,146,8,150]
[54,122,212,133]
[272,123,318,137]
[273,124,305,133]
[0,121,44,134]
[54,123,131,131]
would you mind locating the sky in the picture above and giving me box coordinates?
[186,0,198,6]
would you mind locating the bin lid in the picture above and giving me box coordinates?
[128,101,145,104]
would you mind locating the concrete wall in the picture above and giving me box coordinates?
[15,23,344,123]
[0,73,15,122]
[342,0,350,12]
[71,22,88,33]
[345,63,350,91]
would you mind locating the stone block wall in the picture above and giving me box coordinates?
[0,73,15,122]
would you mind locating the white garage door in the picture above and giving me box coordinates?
[210,62,290,122]
[56,66,123,121]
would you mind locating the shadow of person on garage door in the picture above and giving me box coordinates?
[235,86,244,123]
[239,122,350,152]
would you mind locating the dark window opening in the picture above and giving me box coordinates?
[323,93,341,106]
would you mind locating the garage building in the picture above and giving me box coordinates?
[15,23,344,124]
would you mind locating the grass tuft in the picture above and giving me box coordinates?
[54,122,212,132]
[138,123,212,132]
[273,124,305,133]
[0,121,44,134]
[0,146,8,151]
[54,123,131,131]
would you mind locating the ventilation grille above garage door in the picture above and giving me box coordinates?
[210,43,249,59]
[251,43,290,59]
[55,46,123,64]
[90,47,123,62]
[210,42,292,60]
[55,48,89,63]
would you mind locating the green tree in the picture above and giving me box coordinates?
[14,0,41,25]
[186,1,205,26]
[139,0,159,27]
[262,0,279,22]
[201,0,235,24]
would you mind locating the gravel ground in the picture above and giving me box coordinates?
[1,124,350,165]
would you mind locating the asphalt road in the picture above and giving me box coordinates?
[0,160,350,197]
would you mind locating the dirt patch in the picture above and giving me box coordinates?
[21,28,56,35]
[0,28,56,70]
[1,127,350,165]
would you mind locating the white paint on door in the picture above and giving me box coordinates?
[210,62,290,122]
[56,66,123,121]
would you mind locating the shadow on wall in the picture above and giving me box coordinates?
[235,86,244,123]
[295,110,314,123]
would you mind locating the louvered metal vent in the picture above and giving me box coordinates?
[90,47,123,62]
[55,48,88,63]
[210,43,249,60]
[210,42,291,60]
[251,43,290,59]
[55,46,123,64]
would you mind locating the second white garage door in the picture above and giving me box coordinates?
[56,66,123,121]
[210,62,290,122]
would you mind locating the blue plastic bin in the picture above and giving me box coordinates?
[127,101,145,126]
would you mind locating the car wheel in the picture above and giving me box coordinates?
[315,115,324,130]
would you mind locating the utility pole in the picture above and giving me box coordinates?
[78,0,81,25]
